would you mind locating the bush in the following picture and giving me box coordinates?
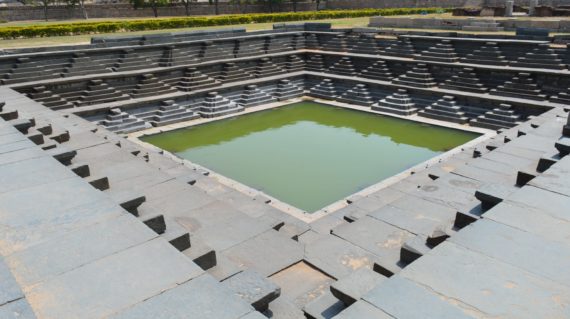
[0,8,451,39]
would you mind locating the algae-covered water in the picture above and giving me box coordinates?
[142,102,479,212]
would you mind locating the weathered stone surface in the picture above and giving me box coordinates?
[223,270,281,312]
[26,238,203,319]
[330,267,386,306]
[364,276,477,318]
[270,261,334,307]
[303,291,346,319]
[332,300,393,319]
[0,298,37,319]
[222,230,303,276]
[0,257,23,306]
[111,274,253,319]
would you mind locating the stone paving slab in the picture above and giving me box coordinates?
[332,300,393,319]
[0,298,37,319]
[450,219,570,285]
[222,230,303,277]
[332,216,413,274]
[222,270,281,312]
[263,295,305,319]
[110,274,253,319]
[26,238,204,319]
[269,261,334,308]
[330,267,386,306]
[0,156,76,194]
[304,234,380,280]
[6,214,157,288]
[0,257,23,306]
[0,177,124,255]
[363,276,477,319]
[529,156,570,197]
[400,241,570,319]
[303,291,345,319]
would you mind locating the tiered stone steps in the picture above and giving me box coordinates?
[285,55,304,72]
[199,41,235,62]
[218,62,253,83]
[27,86,74,110]
[198,91,243,118]
[265,35,295,54]
[2,57,68,84]
[360,60,393,82]
[470,103,522,130]
[392,64,437,88]
[418,95,469,124]
[176,67,221,92]
[309,78,337,99]
[321,34,349,52]
[74,79,130,107]
[274,79,303,101]
[379,38,416,58]
[112,49,158,72]
[130,74,178,99]
[159,45,201,67]
[462,20,504,32]
[136,100,199,127]
[440,67,487,93]
[461,42,508,66]
[372,89,418,116]
[99,108,149,133]
[305,33,321,50]
[329,57,358,76]
[61,52,111,77]
[253,57,287,78]
[237,84,276,107]
[415,40,459,63]
[511,43,566,70]
[305,54,326,72]
[349,34,379,55]
[336,84,374,106]
[550,86,570,104]
[235,38,266,58]
[490,72,547,101]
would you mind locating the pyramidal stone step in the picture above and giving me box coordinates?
[415,40,459,63]
[511,43,566,70]
[336,84,374,106]
[550,86,570,104]
[330,57,358,76]
[238,85,276,108]
[75,79,130,107]
[306,54,326,72]
[379,38,416,58]
[112,49,157,72]
[470,103,522,130]
[418,95,469,124]
[218,62,253,83]
[350,34,379,55]
[139,100,199,127]
[461,42,508,66]
[285,55,304,73]
[177,67,221,92]
[27,85,74,110]
[309,78,338,100]
[199,41,235,61]
[99,108,149,133]
[253,57,287,78]
[322,33,349,52]
[440,67,487,93]
[159,45,200,67]
[265,35,295,54]
[360,60,393,82]
[62,52,111,77]
[274,79,303,101]
[305,33,321,50]
[130,73,178,99]
[236,38,266,58]
[490,72,547,101]
[392,63,437,88]
[372,89,417,116]
[199,92,243,118]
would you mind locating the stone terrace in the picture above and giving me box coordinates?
[1,23,570,318]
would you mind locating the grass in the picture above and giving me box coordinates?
[0,16,371,49]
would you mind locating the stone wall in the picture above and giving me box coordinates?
[0,2,316,21]
[483,0,570,6]
[324,0,483,9]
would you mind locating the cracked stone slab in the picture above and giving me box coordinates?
[0,298,37,319]
[400,241,570,319]
[111,274,253,319]
[333,300,393,319]
[0,257,23,306]
[363,276,477,319]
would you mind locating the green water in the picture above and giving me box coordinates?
[142,102,479,212]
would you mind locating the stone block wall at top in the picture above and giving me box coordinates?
[324,0,484,10]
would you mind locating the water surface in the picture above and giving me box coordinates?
[142,102,479,212]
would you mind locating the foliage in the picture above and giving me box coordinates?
[0,8,451,39]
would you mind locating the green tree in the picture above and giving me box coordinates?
[178,0,194,16]
[208,0,219,15]
[131,0,169,17]
[65,0,88,19]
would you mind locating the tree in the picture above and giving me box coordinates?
[263,0,281,13]
[37,0,53,21]
[208,0,219,15]
[131,0,169,18]
[65,0,88,20]
[291,0,297,12]
[179,0,193,16]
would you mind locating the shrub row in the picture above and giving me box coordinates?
[0,8,450,39]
